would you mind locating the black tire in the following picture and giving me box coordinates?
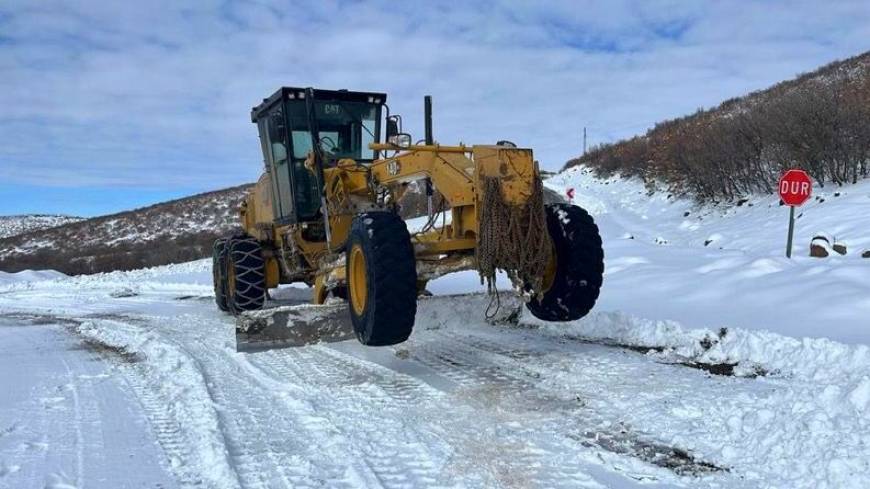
[329,286,348,301]
[526,204,604,321]
[212,238,230,312]
[346,212,417,346]
[226,237,266,314]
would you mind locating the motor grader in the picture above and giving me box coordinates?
[213,87,604,348]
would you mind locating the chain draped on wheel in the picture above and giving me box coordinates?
[476,175,553,306]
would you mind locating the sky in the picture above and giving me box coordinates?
[1,1,869,217]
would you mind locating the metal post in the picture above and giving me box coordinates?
[785,206,795,258]
[424,95,433,145]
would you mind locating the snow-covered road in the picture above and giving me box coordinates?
[0,315,176,488]
[1,263,868,488]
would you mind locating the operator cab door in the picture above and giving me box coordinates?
[258,104,295,222]
[258,101,323,223]
[286,104,322,222]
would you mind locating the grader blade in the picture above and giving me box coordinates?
[235,304,354,352]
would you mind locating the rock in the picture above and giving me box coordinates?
[810,235,831,258]
[833,242,847,255]
[736,198,749,207]
[862,249,870,259]
[683,211,691,217]
[705,233,723,247]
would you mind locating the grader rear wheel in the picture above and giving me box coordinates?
[224,237,266,315]
[525,204,604,321]
[346,212,417,346]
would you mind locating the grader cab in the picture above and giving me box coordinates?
[213,87,604,349]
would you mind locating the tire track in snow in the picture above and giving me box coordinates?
[75,318,243,489]
[30,299,713,487]
[259,345,605,488]
[58,357,85,489]
[423,328,727,478]
[246,347,449,488]
[403,333,619,485]
[43,311,364,489]
[137,315,374,489]
[122,371,202,486]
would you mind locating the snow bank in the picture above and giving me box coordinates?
[0,269,66,285]
[548,165,870,257]
[0,259,213,296]
[524,309,870,380]
[523,308,870,488]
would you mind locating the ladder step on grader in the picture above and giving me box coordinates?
[213,87,604,351]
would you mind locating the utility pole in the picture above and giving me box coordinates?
[583,127,587,155]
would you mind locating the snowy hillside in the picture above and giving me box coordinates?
[0,185,251,275]
[567,51,870,201]
[543,166,870,343]
[0,214,83,239]
[548,166,870,255]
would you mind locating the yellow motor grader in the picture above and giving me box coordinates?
[213,87,603,348]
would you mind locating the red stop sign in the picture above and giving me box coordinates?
[778,169,812,207]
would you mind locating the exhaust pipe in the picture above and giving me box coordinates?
[424,95,433,145]
[424,95,434,217]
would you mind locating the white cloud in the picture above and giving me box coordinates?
[1,0,868,191]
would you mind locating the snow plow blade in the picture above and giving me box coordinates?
[235,304,354,352]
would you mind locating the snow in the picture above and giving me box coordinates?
[0,269,67,285]
[0,316,176,488]
[0,167,869,488]
[0,256,867,487]
[545,166,870,344]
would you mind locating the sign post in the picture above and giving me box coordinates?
[786,206,796,258]
[566,187,575,204]
[778,169,813,258]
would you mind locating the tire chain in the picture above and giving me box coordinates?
[228,236,266,313]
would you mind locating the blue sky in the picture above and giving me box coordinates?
[1,0,869,217]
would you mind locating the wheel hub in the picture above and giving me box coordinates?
[349,244,368,315]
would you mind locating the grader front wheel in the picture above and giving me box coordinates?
[526,204,604,321]
[346,212,418,346]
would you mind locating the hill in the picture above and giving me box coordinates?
[0,185,251,275]
[567,51,870,201]
[0,215,84,239]
[0,181,491,275]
